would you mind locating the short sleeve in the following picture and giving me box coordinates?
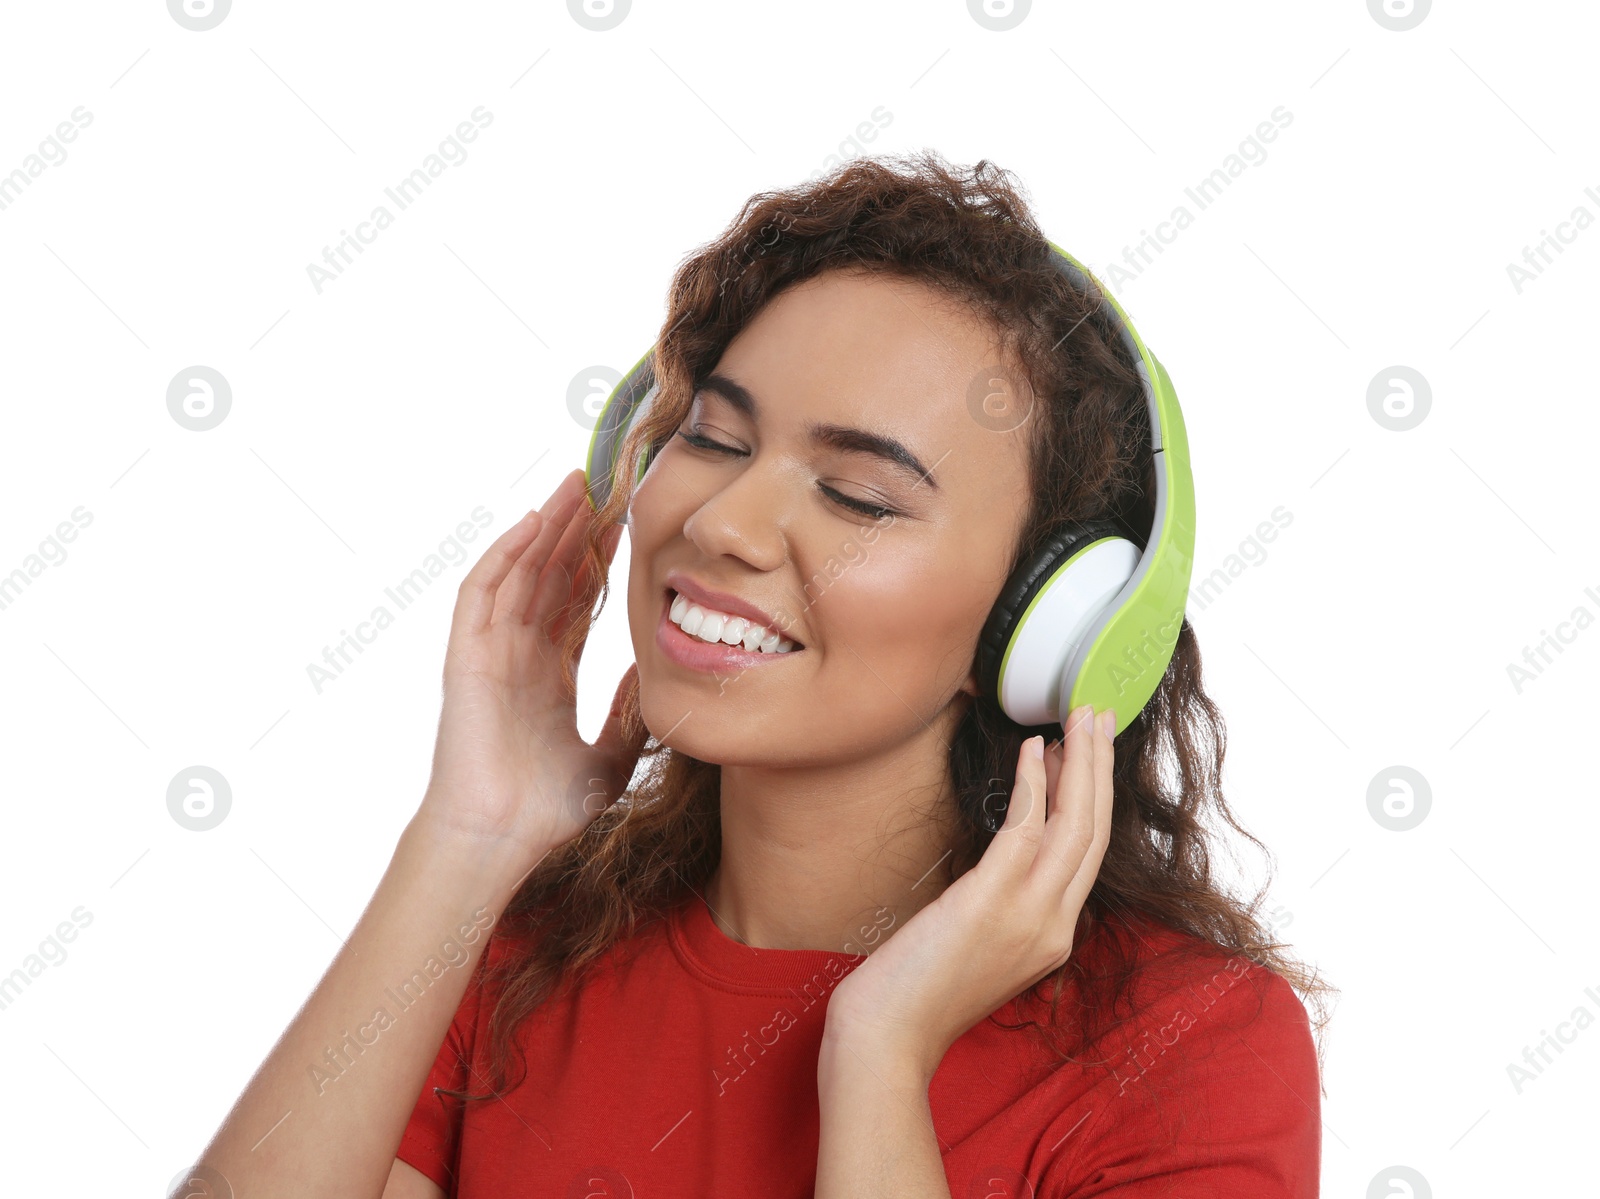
[1040,966,1322,1199]
[393,938,497,1192]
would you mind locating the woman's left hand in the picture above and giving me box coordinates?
[823,704,1115,1084]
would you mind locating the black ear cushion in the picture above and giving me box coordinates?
[975,518,1132,705]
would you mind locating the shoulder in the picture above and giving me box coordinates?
[1081,911,1318,1077]
[1040,915,1322,1194]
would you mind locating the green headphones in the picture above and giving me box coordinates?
[583,239,1196,738]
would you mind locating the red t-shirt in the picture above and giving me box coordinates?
[396,895,1321,1196]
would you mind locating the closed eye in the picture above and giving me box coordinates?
[675,429,742,457]
[673,429,899,521]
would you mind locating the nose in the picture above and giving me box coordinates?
[681,459,789,572]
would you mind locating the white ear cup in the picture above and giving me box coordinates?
[998,537,1140,727]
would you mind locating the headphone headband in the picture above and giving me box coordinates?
[1026,241,1196,733]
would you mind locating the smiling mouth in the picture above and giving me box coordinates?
[664,588,805,653]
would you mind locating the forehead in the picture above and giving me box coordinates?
[708,268,1031,485]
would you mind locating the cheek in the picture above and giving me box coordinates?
[821,559,985,684]
[624,450,704,557]
[624,504,670,647]
[626,545,653,643]
[624,469,678,571]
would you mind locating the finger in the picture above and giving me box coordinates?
[1042,733,1063,804]
[989,734,1049,875]
[452,472,579,638]
[490,473,587,626]
[1059,708,1116,919]
[547,522,624,645]
[491,483,585,627]
[1031,704,1098,888]
[522,480,604,628]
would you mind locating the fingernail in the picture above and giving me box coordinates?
[1029,735,1044,760]
[1100,709,1116,738]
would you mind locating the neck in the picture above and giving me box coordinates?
[701,711,965,954]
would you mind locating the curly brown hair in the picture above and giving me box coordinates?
[448,148,1336,1104]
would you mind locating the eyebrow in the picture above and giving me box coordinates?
[696,373,940,492]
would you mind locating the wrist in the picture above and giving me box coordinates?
[398,810,551,910]
[820,1010,940,1093]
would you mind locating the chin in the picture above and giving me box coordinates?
[634,683,795,766]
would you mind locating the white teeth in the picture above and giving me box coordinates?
[668,590,801,654]
[678,602,704,637]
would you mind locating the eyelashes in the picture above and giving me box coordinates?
[672,429,898,521]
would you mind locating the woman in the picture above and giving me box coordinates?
[183,152,1332,1199]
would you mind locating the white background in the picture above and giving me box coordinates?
[1,1,1595,1195]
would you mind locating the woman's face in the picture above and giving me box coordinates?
[625,266,1034,766]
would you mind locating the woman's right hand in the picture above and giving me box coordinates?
[413,466,644,862]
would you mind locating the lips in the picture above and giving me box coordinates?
[655,591,806,674]
[663,570,804,648]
